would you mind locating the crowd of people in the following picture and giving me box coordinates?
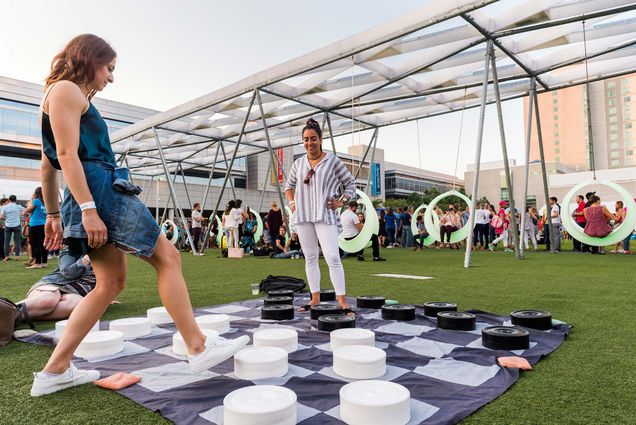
[2,33,634,400]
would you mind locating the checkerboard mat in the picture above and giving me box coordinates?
[27,297,571,424]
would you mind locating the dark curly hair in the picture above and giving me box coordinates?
[302,118,322,139]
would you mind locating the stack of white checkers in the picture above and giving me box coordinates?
[340,380,411,425]
[224,385,297,425]
[253,328,298,353]
[147,306,173,325]
[195,314,230,334]
[330,328,375,351]
[56,319,100,339]
[331,328,385,379]
[234,346,288,380]
[74,330,124,359]
[109,317,152,339]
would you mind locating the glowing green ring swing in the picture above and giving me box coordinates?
[214,215,223,246]
[411,204,436,246]
[339,189,379,253]
[560,180,636,247]
[161,220,179,245]
[252,210,263,243]
[423,190,473,243]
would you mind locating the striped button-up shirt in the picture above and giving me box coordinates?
[285,152,356,225]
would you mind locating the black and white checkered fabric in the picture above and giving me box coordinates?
[62,297,570,425]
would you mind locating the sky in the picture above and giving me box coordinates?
[1,0,526,178]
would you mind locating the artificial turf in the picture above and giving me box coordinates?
[0,242,634,425]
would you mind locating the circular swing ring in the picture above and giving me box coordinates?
[424,190,473,244]
[339,189,380,253]
[410,204,436,246]
[161,220,180,245]
[252,210,264,243]
[561,180,636,247]
[214,215,223,245]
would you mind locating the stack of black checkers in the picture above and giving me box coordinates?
[381,304,416,321]
[423,302,457,317]
[267,289,295,298]
[261,304,294,321]
[437,312,476,331]
[310,304,343,320]
[318,314,356,331]
[511,310,552,330]
[481,326,529,350]
[263,296,294,306]
[356,296,385,309]
[320,290,336,302]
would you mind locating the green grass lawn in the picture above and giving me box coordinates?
[1,243,634,425]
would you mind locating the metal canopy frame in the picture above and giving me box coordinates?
[109,0,636,263]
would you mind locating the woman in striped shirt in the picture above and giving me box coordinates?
[285,118,356,314]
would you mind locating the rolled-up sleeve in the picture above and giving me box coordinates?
[334,158,356,200]
[284,159,298,192]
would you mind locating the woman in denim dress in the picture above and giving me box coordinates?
[32,34,247,397]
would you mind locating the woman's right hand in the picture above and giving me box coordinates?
[44,217,64,251]
[82,209,108,249]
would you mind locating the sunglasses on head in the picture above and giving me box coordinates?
[304,168,315,184]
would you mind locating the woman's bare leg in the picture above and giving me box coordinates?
[142,234,206,355]
[43,244,126,374]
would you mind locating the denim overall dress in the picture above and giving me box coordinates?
[41,98,160,257]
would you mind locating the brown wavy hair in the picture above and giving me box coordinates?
[44,34,116,91]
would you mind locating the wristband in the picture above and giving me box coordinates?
[79,201,97,211]
[46,211,60,216]
[288,200,296,206]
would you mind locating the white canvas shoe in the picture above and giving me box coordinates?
[188,335,249,374]
[31,363,100,397]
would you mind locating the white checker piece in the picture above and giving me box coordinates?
[325,398,439,425]
[318,364,410,383]
[199,402,320,425]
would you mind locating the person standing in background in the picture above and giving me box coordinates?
[25,187,48,268]
[1,195,25,261]
[190,203,203,255]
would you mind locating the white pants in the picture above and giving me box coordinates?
[523,229,538,250]
[227,227,238,248]
[296,222,346,296]
[491,229,508,246]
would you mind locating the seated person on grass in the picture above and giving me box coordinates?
[17,247,97,321]
[270,227,302,259]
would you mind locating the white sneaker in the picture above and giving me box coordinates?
[31,363,100,397]
[188,335,249,374]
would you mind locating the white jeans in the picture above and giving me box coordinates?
[296,222,346,296]
[226,227,238,248]
[491,228,508,246]
[523,228,538,250]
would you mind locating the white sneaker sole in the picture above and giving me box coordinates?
[31,371,100,397]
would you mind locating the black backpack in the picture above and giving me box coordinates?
[0,297,35,346]
[258,275,306,294]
